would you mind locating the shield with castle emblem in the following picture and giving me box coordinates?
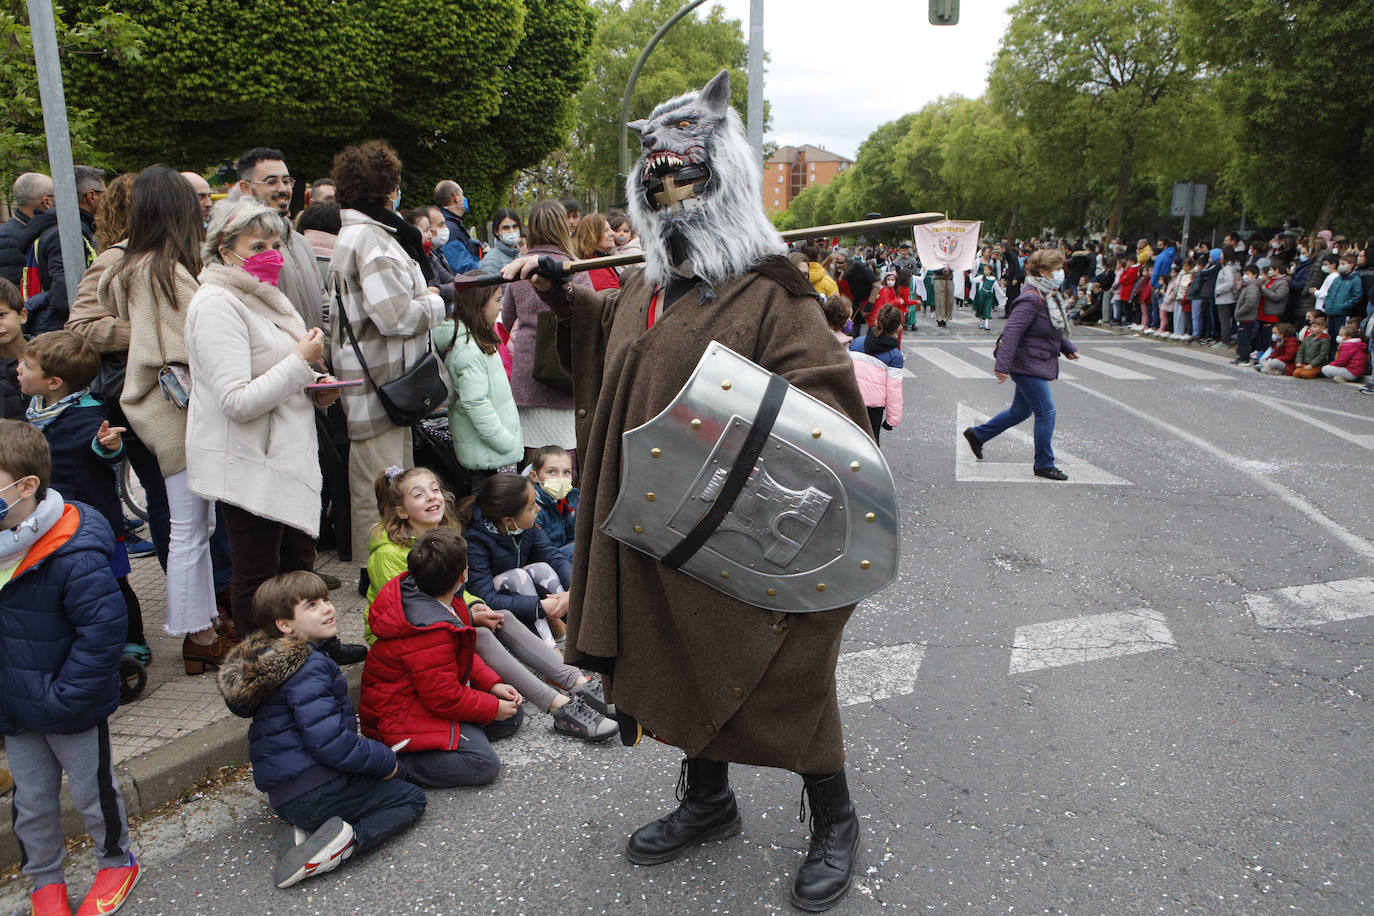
[600,342,900,612]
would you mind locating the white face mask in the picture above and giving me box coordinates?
[1338,264,1352,274]
[499,230,520,247]
[432,225,450,247]
[1051,268,1065,284]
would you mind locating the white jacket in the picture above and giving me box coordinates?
[185,263,321,536]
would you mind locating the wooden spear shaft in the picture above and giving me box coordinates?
[451,211,948,292]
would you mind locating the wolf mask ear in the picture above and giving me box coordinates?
[628,118,650,137]
[700,70,731,115]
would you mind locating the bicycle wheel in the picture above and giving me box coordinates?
[117,457,150,521]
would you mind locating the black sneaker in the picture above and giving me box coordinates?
[1359,384,1374,394]
[319,636,368,666]
[571,675,614,717]
[552,696,617,742]
[1034,466,1069,481]
[962,428,983,460]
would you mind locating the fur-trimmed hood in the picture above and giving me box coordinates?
[218,632,312,718]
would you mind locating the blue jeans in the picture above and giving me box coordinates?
[276,771,426,853]
[971,374,1057,469]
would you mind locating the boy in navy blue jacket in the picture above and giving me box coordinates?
[0,420,139,916]
[217,570,426,889]
[17,330,148,662]
[530,445,577,562]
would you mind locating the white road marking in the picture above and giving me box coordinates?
[902,367,916,378]
[1063,382,1374,561]
[1163,345,1236,366]
[967,345,1077,379]
[836,642,927,707]
[1239,391,1374,449]
[907,347,994,379]
[955,403,1130,485]
[1094,346,1230,380]
[1066,353,1154,380]
[1008,610,1176,674]
[1244,577,1374,629]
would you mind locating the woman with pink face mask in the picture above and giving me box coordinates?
[184,197,341,643]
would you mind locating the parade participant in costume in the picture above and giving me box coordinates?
[503,71,891,912]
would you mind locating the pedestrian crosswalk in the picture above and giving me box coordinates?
[900,342,1243,382]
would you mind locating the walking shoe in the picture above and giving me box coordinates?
[1033,466,1069,481]
[122,517,145,534]
[571,674,614,717]
[1358,384,1374,394]
[552,695,617,742]
[31,883,71,916]
[275,817,354,888]
[182,632,234,675]
[318,636,368,666]
[317,572,342,591]
[962,428,983,460]
[75,853,140,916]
[122,642,151,666]
[123,533,156,558]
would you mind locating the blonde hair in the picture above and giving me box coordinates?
[526,200,570,251]
[1025,248,1065,277]
[202,198,284,264]
[371,466,459,547]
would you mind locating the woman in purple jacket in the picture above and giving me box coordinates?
[962,248,1079,480]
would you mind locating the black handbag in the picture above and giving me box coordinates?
[531,309,574,394]
[336,289,449,427]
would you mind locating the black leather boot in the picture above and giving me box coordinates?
[625,758,742,865]
[791,770,860,912]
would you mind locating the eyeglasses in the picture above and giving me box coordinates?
[249,176,295,190]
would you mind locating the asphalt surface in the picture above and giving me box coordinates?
[5,315,1373,915]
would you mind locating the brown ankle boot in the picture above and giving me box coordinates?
[183,632,233,675]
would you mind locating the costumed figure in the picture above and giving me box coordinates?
[502,70,898,912]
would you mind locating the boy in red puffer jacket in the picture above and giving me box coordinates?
[361,527,524,787]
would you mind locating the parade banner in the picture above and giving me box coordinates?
[914,219,982,272]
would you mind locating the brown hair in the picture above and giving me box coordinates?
[451,272,501,356]
[0,418,51,500]
[25,331,100,391]
[252,570,329,634]
[0,277,23,314]
[525,200,570,252]
[821,295,851,331]
[94,172,135,252]
[1274,322,1296,338]
[1024,248,1065,277]
[529,445,569,475]
[874,304,903,336]
[455,473,534,529]
[408,527,468,598]
[332,140,402,207]
[1308,315,1327,328]
[572,211,611,260]
[372,466,459,547]
[109,165,203,309]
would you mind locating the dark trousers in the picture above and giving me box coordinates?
[866,406,885,444]
[123,437,169,569]
[117,575,145,646]
[220,503,317,637]
[1236,320,1259,360]
[275,771,425,853]
[400,707,525,788]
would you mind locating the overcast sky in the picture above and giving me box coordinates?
[709,0,1013,160]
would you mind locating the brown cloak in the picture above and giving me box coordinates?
[560,257,871,774]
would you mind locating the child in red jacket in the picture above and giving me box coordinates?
[872,271,915,343]
[1260,323,1300,375]
[1321,321,1371,382]
[361,527,524,787]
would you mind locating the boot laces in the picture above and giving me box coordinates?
[675,758,689,803]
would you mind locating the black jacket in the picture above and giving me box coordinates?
[0,212,33,286]
[26,209,95,333]
[1189,263,1221,300]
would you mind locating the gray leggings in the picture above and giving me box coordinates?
[475,619,581,712]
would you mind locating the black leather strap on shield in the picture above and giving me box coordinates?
[661,372,790,570]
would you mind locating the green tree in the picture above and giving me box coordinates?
[1179,0,1374,232]
[991,0,1198,237]
[0,2,144,198]
[571,0,754,200]
[59,0,593,220]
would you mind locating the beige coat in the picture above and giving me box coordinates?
[96,255,199,475]
[562,258,870,774]
[184,264,320,536]
[66,244,129,353]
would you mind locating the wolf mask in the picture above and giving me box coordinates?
[627,69,784,290]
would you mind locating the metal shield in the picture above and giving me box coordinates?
[600,341,900,612]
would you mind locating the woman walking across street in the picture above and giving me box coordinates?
[962,248,1079,481]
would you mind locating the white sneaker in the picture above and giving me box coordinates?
[275,817,355,888]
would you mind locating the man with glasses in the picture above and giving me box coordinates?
[22,165,104,333]
[234,147,328,332]
[832,248,878,338]
[0,172,55,285]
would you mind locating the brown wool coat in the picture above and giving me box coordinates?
[560,258,871,774]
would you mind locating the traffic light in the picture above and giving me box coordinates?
[929,0,959,26]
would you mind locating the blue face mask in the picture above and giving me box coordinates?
[392,190,402,212]
[0,478,29,525]
[461,196,469,213]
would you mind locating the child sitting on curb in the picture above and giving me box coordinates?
[218,571,426,889]
[1260,323,1299,375]
[1321,322,1370,383]
[1292,316,1331,378]
[363,527,533,789]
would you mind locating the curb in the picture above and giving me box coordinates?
[0,665,364,868]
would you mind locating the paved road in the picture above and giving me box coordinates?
[6,317,1373,915]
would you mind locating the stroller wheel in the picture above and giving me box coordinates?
[119,656,147,704]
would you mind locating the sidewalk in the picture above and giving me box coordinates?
[0,545,365,867]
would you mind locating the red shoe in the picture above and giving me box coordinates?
[74,855,140,916]
[31,883,72,916]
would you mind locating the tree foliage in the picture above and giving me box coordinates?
[1,1,144,197]
[58,0,594,221]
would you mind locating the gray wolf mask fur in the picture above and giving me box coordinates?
[627,70,784,289]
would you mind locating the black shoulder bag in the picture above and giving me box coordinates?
[335,287,448,427]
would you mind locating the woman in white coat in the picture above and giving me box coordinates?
[185,199,340,639]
